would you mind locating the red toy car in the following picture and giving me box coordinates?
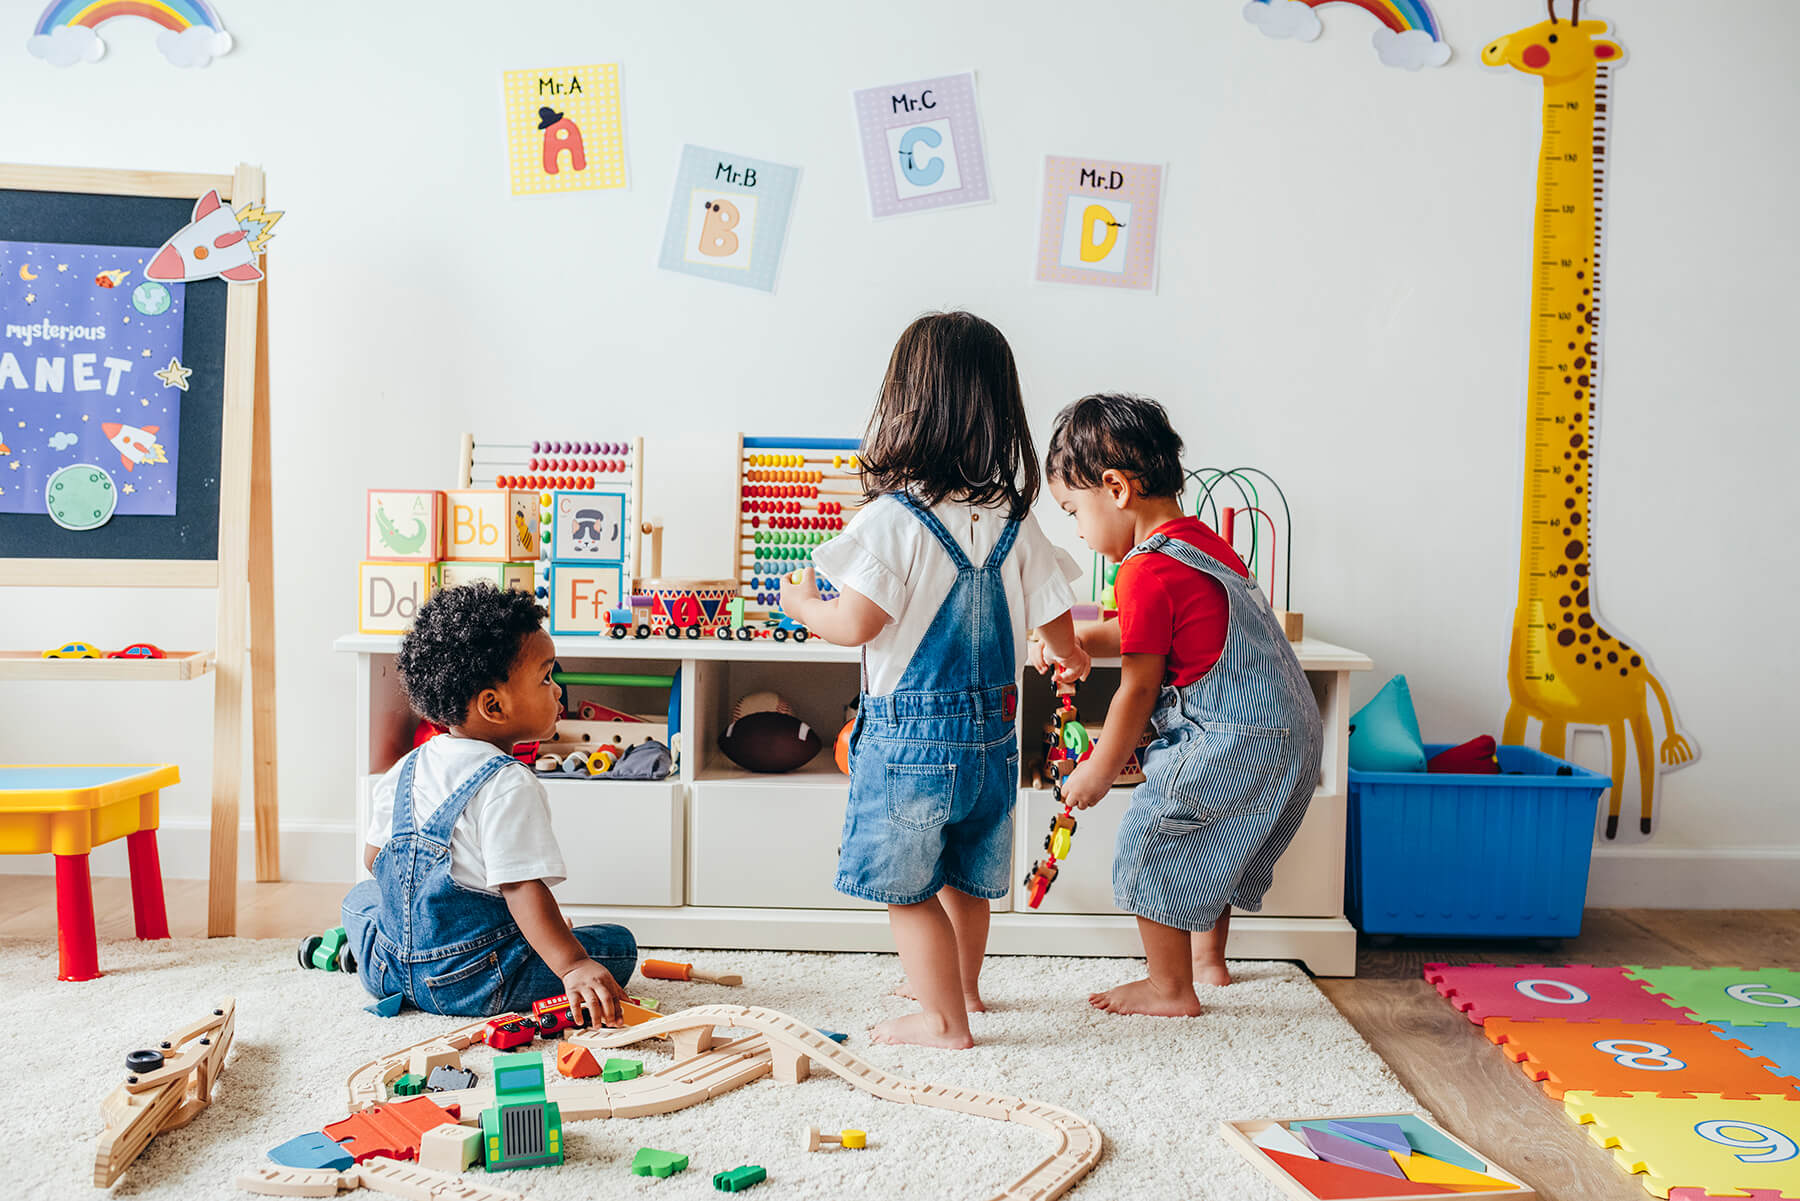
[484,1016,537,1050]
[107,642,166,660]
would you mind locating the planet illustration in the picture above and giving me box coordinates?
[132,281,172,316]
[45,463,118,531]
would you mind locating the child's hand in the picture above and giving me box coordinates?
[779,566,820,619]
[1053,641,1092,684]
[1028,636,1053,676]
[561,958,626,1027]
[1058,760,1110,811]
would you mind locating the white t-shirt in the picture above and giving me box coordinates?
[812,494,1081,695]
[365,735,566,894]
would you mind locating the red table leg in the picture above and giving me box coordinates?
[126,829,170,941]
[54,852,100,982]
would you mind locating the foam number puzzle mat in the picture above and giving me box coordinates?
[1427,963,1800,1197]
[1220,1112,1533,1198]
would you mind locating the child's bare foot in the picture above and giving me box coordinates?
[890,979,987,1012]
[1192,958,1232,988]
[868,1011,975,1049]
[1088,977,1204,1017]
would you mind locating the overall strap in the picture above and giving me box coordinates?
[982,516,1022,571]
[418,753,517,843]
[390,748,424,839]
[893,492,973,571]
[1133,530,1246,583]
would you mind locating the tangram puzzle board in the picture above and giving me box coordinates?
[1220,1111,1534,1199]
[1427,964,1800,1198]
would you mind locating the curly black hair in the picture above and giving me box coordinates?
[396,583,547,727]
[1045,393,1186,499]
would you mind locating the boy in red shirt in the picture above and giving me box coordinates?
[1038,395,1322,1017]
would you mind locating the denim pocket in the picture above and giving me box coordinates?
[884,762,955,831]
[1165,723,1289,825]
[423,949,505,1016]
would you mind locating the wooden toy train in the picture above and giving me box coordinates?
[605,581,811,643]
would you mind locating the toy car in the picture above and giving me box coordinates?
[764,614,810,643]
[1023,859,1059,909]
[1044,811,1077,860]
[484,1016,537,1050]
[107,642,166,660]
[297,926,356,972]
[43,640,103,659]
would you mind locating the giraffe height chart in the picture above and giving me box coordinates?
[1485,3,1693,840]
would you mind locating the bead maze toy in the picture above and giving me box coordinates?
[732,434,859,626]
[1186,465,1303,642]
[240,1004,1102,1201]
[1427,962,1800,1197]
[96,999,235,1187]
[1025,683,1085,909]
[1220,1111,1533,1200]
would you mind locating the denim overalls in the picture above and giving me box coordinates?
[1111,532,1324,932]
[342,747,636,1016]
[835,495,1021,906]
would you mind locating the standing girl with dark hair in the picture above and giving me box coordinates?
[780,311,1087,1048]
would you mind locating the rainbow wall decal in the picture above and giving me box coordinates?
[27,0,233,67]
[1244,0,1451,69]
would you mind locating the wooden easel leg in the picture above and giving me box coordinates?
[249,267,280,883]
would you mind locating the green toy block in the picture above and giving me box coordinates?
[713,1164,766,1192]
[631,1147,688,1178]
[392,1072,425,1096]
[312,926,350,971]
[601,1058,643,1083]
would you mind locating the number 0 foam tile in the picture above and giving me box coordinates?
[1626,968,1800,1030]
[1484,1018,1800,1100]
[1563,1092,1800,1198]
[1425,962,1683,1025]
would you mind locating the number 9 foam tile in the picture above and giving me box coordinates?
[1626,969,1800,1030]
[1425,963,1682,1026]
[1484,1018,1800,1101]
[1563,1092,1800,1198]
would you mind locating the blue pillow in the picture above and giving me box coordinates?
[1348,674,1426,772]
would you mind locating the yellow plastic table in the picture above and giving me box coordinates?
[0,765,175,981]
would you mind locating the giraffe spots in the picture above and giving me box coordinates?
[1565,474,1575,483]
[1568,341,1577,350]
[1619,642,1630,650]
[1558,629,1576,647]
[1597,629,1611,641]
[1574,390,1584,399]
[1578,450,1590,460]
[1575,357,1588,368]
[1619,667,1628,675]
[1578,613,1595,629]
[1570,513,1581,525]
[1576,271,1585,279]
[1577,303,1586,312]
[1565,376,1573,384]
[1607,651,1618,663]
[1564,498,1575,509]
[1564,539,1583,559]
[1576,653,1587,664]
[1577,374,1591,387]
[1570,434,1584,448]
[1523,43,1550,67]
[1580,633,1591,644]
[1630,654,1641,667]
[1559,595,1572,608]
[1577,588,1589,606]
[1576,563,1589,576]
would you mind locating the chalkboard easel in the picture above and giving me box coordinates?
[0,162,278,937]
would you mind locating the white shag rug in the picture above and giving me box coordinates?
[12,936,1420,1200]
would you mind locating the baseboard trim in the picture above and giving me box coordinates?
[0,819,358,883]
[1587,847,1800,908]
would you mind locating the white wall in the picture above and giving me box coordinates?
[3,1,1796,903]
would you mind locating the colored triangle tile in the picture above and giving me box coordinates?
[1301,1127,1406,1176]
[1715,1022,1800,1088]
[1250,1123,1317,1159]
[1391,1151,1519,1191]
[1289,1117,1487,1174]
[1264,1150,1456,1198]
[1326,1120,1413,1153]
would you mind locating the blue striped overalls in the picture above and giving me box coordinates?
[1111,532,1324,932]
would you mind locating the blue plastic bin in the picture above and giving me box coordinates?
[1346,745,1610,939]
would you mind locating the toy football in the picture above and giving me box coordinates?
[718,708,822,773]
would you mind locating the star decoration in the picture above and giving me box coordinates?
[141,349,152,357]
[154,356,192,391]
[24,293,34,304]
[56,264,67,272]
[122,483,135,494]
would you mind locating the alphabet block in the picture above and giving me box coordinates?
[418,1123,481,1173]
[366,490,445,561]
[445,489,537,561]
[358,561,441,634]
[548,490,627,565]
[548,564,625,635]
[439,561,535,593]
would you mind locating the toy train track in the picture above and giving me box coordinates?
[97,999,236,1187]
[249,1004,1101,1201]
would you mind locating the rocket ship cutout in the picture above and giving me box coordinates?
[102,422,167,472]
[145,190,263,284]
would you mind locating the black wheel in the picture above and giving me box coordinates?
[297,935,321,970]
[664,625,681,640]
[716,626,733,640]
[685,625,701,639]
[794,630,810,643]
[126,1048,165,1075]
[635,625,651,639]
[772,628,788,643]
[608,626,627,640]
[736,628,753,641]
[338,943,357,974]
[536,1014,564,1039]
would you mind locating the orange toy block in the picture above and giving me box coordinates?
[322,1096,461,1163]
[1390,1152,1520,1192]
[1484,1018,1800,1100]
[1264,1150,1457,1198]
[556,1042,601,1078]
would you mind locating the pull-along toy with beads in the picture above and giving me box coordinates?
[1025,681,1087,909]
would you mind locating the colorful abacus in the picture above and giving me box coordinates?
[734,435,863,613]
[458,435,640,494]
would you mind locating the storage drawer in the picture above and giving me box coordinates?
[687,775,879,910]
[545,778,683,907]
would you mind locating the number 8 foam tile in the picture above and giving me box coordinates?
[1485,1018,1800,1101]
[1626,969,1800,1029]
[1425,963,1683,1025]
[1563,1092,1800,1198]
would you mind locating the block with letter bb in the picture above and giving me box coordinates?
[445,489,537,561]
[366,490,445,561]
[358,561,441,634]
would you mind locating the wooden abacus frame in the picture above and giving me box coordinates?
[733,434,863,615]
[457,434,646,585]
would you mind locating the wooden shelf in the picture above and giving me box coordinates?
[0,650,215,682]
[334,633,861,664]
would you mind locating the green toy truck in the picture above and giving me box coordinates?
[480,1052,562,1171]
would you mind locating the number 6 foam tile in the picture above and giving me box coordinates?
[1425,963,1683,1025]
[1626,968,1800,1029]
[1563,1092,1800,1198]
[1485,1018,1800,1100]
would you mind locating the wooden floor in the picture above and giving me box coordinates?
[4,877,1794,1201]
